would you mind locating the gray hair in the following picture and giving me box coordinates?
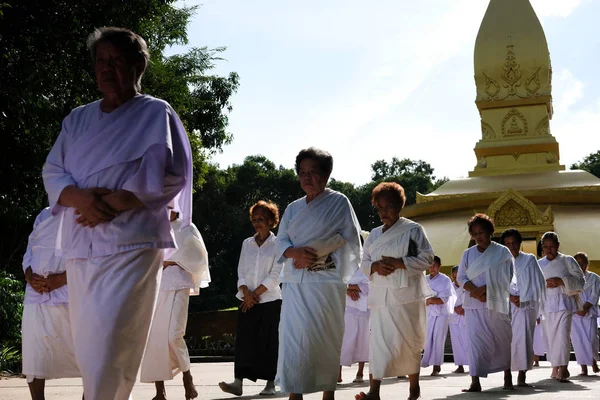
[87,27,150,92]
[541,231,560,246]
[574,252,589,266]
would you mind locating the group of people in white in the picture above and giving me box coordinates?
[17,26,600,400]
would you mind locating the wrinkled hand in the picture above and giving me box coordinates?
[291,247,318,269]
[546,277,564,288]
[576,310,588,317]
[45,272,67,292]
[372,260,395,276]
[510,295,520,308]
[470,285,487,303]
[454,305,465,316]
[347,288,361,301]
[381,256,405,270]
[426,297,434,306]
[25,267,48,294]
[73,187,117,226]
[241,287,257,313]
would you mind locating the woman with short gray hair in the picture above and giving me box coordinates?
[43,27,192,400]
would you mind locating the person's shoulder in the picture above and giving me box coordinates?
[66,99,101,121]
[325,188,351,204]
[286,196,307,209]
[243,236,256,245]
[137,94,171,113]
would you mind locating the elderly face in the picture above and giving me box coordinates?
[503,235,521,258]
[298,158,328,198]
[471,223,492,249]
[250,208,273,236]
[541,238,559,261]
[95,41,137,97]
[575,255,588,273]
[375,194,401,228]
[429,262,441,277]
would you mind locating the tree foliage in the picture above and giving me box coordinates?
[0,1,239,274]
[571,150,600,178]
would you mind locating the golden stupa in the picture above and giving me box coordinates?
[403,0,600,272]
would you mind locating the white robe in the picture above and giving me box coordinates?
[510,252,546,372]
[275,189,362,393]
[539,253,585,366]
[533,320,546,356]
[43,95,191,400]
[449,283,469,366]
[340,270,370,366]
[457,244,513,378]
[361,218,434,378]
[571,271,600,366]
[421,273,454,368]
[141,219,210,382]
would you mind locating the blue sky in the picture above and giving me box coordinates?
[170,0,600,185]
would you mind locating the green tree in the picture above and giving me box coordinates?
[571,150,600,178]
[0,1,239,274]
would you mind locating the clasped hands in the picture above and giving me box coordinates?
[347,284,361,301]
[546,277,564,289]
[510,294,520,308]
[70,187,118,228]
[576,302,593,317]
[454,305,465,316]
[469,285,487,303]
[371,256,405,276]
[288,247,318,269]
[240,285,266,313]
[25,266,66,294]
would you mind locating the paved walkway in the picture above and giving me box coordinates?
[1,362,599,399]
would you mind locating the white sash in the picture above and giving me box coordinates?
[165,220,210,292]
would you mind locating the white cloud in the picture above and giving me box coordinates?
[554,69,585,114]
[530,0,585,18]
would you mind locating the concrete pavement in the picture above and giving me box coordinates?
[1,361,599,399]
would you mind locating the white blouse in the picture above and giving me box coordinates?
[236,232,283,303]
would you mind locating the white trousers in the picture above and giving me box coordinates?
[67,249,162,400]
[141,288,191,382]
[571,314,599,366]
[421,314,449,368]
[21,303,79,382]
[511,304,537,371]
[542,310,572,366]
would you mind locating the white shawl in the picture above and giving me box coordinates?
[466,241,513,315]
[165,219,210,292]
[540,253,585,296]
[513,252,546,308]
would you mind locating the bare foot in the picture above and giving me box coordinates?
[430,366,441,376]
[579,365,588,377]
[593,363,600,373]
[462,383,482,392]
[408,385,420,400]
[517,371,528,387]
[453,366,465,374]
[338,376,343,383]
[219,381,242,396]
[353,375,364,383]
[551,367,559,380]
[259,381,277,396]
[557,367,570,382]
[151,395,167,400]
[503,380,515,390]
[355,391,380,400]
[183,374,198,399]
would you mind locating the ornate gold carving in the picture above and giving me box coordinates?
[546,152,558,164]
[479,44,547,101]
[477,157,488,168]
[534,116,550,136]
[486,189,553,227]
[501,108,528,137]
[481,121,496,140]
[416,186,600,204]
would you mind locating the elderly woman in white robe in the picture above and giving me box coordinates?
[500,228,546,387]
[42,27,191,400]
[275,147,362,400]
[457,214,514,393]
[570,252,600,376]
[141,209,210,400]
[356,182,434,400]
[22,208,79,400]
[538,232,585,382]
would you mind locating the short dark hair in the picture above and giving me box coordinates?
[371,182,407,210]
[295,147,333,177]
[500,228,523,246]
[451,265,459,273]
[574,252,589,266]
[433,256,441,265]
[541,231,559,246]
[467,213,495,235]
[249,200,280,228]
[87,27,150,92]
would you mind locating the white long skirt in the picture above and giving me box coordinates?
[449,321,469,366]
[276,282,346,394]
[570,314,599,366]
[370,300,426,379]
[421,314,449,368]
[533,322,546,356]
[340,310,370,366]
[67,248,163,400]
[21,303,80,382]
[141,288,191,382]
[465,309,511,378]
[542,310,573,366]
[511,304,538,371]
